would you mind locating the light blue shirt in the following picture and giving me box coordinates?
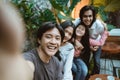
[59,42,74,80]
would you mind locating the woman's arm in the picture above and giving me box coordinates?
[63,45,74,80]
[90,30,109,46]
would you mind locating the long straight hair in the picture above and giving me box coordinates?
[55,20,75,61]
[73,22,90,66]
[79,5,97,27]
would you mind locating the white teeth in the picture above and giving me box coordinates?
[48,46,56,50]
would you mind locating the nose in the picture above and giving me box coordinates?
[65,32,69,37]
[50,38,57,44]
[86,17,90,21]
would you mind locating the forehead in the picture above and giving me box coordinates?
[77,25,85,28]
[83,10,93,16]
[65,26,73,31]
[43,27,61,36]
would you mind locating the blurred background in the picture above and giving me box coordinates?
[3,0,120,51]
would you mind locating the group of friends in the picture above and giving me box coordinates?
[0,1,109,80]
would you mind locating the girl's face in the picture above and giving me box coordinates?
[63,26,74,43]
[76,25,85,37]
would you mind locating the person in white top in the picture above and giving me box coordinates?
[55,20,75,80]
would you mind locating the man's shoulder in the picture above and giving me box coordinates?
[23,48,37,61]
[24,49,33,56]
[73,18,81,26]
[95,19,102,24]
[92,19,104,29]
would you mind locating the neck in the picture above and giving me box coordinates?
[37,47,50,63]
[76,36,81,41]
[61,41,68,46]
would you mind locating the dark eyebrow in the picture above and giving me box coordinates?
[56,35,61,38]
[83,15,92,17]
[44,33,61,37]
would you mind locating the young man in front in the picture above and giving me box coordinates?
[23,22,64,80]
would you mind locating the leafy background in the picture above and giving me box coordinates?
[11,0,80,51]
[11,0,120,51]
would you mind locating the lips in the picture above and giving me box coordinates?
[47,45,57,52]
[85,21,91,26]
[85,22,90,25]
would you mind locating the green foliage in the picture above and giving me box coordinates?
[90,0,119,29]
[104,0,120,12]
[94,6,116,31]
[11,0,56,31]
[68,0,80,14]
[107,24,116,31]
[49,0,80,22]
[10,0,80,50]
[40,9,56,22]
[49,0,64,11]
[11,0,56,50]
[56,0,69,6]
[96,6,109,21]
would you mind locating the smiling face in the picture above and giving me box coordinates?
[63,26,74,43]
[82,10,93,27]
[38,27,61,57]
[76,25,85,37]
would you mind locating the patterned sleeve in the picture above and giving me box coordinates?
[90,30,109,46]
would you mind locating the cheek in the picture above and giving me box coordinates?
[40,38,48,46]
[57,41,61,47]
[67,35,72,41]
[82,18,86,21]
[76,29,80,34]
[82,30,85,34]
[68,35,72,40]
[90,17,93,20]
[64,33,69,40]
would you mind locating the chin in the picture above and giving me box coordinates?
[47,52,57,56]
[86,24,90,26]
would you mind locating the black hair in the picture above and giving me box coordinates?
[60,20,75,41]
[55,20,75,61]
[60,20,75,30]
[79,5,96,27]
[72,22,91,66]
[37,21,64,46]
